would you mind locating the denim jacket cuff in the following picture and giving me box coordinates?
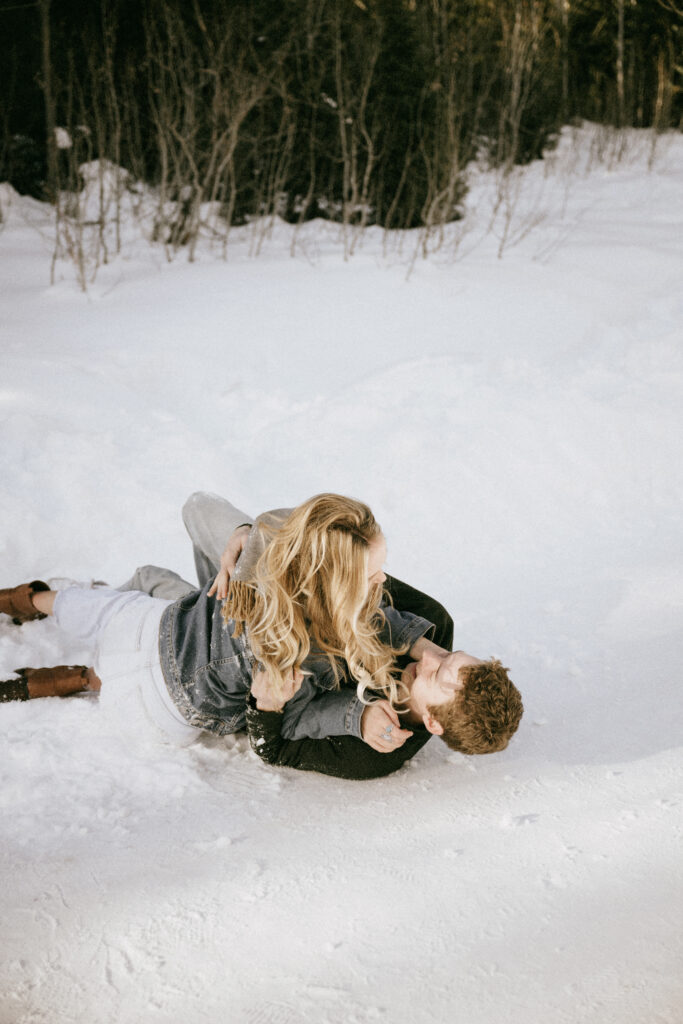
[391,614,435,649]
[344,695,366,739]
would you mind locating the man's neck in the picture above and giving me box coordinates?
[400,675,423,726]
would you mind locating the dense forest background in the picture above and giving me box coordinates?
[1,0,681,236]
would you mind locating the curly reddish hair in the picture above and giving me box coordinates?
[428,658,523,754]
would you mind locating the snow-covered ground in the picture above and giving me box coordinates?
[1,124,682,1024]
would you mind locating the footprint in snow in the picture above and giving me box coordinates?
[500,812,540,828]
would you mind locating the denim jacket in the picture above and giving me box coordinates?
[159,495,434,743]
[158,579,433,738]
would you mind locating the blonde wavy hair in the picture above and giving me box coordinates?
[224,494,405,703]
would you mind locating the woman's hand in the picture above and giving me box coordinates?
[361,701,413,753]
[251,665,305,712]
[208,525,252,600]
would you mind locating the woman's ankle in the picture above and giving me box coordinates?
[31,590,56,616]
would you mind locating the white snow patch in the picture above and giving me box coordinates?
[1,124,682,1024]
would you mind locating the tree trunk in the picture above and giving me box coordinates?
[40,0,58,201]
[616,0,625,127]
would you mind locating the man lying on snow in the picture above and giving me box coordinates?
[0,492,523,780]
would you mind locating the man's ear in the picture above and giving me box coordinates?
[423,712,444,736]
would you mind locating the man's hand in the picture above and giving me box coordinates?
[409,636,449,662]
[361,700,413,753]
[251,665,304,712]
[208,525,252,600]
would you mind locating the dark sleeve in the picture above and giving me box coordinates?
[245,694,432,780]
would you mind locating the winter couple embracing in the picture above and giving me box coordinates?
[1,491,522,779]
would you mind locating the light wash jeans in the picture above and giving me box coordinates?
[182,491,253,586]
[117,491,252,598]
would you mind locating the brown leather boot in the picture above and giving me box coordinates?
[0,581,50,624]
[0,665,102,702]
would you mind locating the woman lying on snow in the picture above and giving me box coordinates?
[0,492,523,779]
